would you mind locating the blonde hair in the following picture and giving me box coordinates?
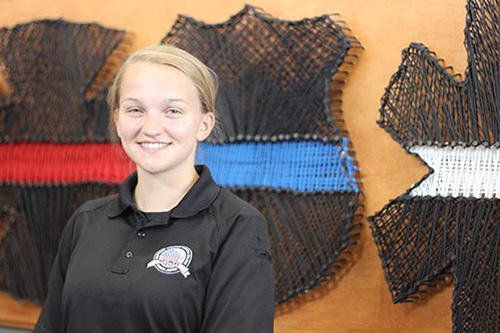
[107,44,218,140]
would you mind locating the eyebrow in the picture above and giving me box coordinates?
[121,97,190,105]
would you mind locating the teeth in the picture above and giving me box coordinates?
[141,142,169,149]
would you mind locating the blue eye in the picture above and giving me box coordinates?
[168,108,182,114]
[125,107,143,114]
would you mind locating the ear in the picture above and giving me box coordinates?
[113,109,121,139]
[197,112,216,141]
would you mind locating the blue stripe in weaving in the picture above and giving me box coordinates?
[196,139,359,193]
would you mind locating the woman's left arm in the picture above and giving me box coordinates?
[201,212,275,333]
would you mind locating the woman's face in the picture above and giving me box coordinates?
[114,61,214,177]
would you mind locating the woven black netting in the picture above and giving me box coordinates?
[235,190,360,303]
[452,199,500,332]
[0,19,133,304]
[0,20,132,142]
[371,0,500,331]
[0,184,117,303]
[163,5,363,304]
[163,5,361,143]
[378,0,500,149]
[371,196,456,302]
[378,43,465,148]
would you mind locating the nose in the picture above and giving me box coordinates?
[142,113,164,137]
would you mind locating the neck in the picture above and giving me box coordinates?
[134,166,199,212]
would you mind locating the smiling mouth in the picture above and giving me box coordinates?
[139,142,171,150]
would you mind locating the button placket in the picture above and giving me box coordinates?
[111,226,143,275]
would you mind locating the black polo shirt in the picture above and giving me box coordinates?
[34,166,274,333]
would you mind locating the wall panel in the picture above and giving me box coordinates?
[0,0,467,331]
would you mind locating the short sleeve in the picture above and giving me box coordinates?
[201,212,275,333]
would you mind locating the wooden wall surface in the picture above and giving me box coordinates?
[0,0,468,331]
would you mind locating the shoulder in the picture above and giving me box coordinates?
[211,188,269,248]
[213,188,265,225]
[73,194,118,218]
[63,194,118,236]
[56,194,119,251]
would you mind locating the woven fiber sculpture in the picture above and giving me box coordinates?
[0,20,133,303]
[163,5,363,303]
[370,0,500,331]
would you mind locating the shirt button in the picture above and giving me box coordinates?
[137,231,146,237]
[125,251,133,259]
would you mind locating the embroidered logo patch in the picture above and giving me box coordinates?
[146,245,193,278]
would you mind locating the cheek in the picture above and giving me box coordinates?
[169,120,197,139]
[117,121,141,139]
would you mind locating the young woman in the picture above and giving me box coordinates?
[35,45,275,333]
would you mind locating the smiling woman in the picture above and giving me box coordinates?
[115,62,214,211]
[33,45,275,333]
[117,61,215,211]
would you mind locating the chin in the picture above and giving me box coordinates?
[139,166,171,175]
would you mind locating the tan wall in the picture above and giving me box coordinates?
[0,0,468,331]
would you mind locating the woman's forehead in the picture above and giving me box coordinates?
[120,62,200,104]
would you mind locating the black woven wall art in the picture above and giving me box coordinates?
[0,20,132,142]
[0,7,364,307]
[370,0,500,331]
[0,20,132,303]
[163,5,363,303]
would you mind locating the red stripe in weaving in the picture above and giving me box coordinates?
[0,143,135,184]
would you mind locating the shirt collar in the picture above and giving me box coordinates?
[107,165,220,219]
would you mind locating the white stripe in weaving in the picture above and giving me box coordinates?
[409,145,500,198]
